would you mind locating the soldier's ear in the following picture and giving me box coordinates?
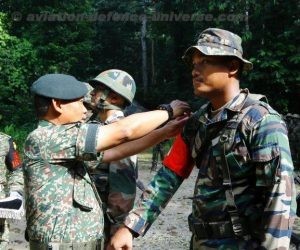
[108,92,125,106]
[228,59,240,77]
[51,99,63,114]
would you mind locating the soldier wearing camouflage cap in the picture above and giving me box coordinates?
[109,28,296,250]
[23,73,190,249]
[85,69,138,246]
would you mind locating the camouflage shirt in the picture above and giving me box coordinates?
[23,120,104,243]
[125,89,296,249]
[89,111,137,237]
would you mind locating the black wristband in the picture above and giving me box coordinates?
[157,104,174,121]
[126,226,139,238]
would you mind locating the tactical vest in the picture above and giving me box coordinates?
[185,92,268,239]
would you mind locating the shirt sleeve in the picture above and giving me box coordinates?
[250,113,296,249]
[124,166,183,236]
[163,134,194,178]
[76,123,103,161]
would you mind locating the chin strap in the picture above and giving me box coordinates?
[96,88,122,112]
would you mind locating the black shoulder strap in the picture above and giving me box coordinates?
[217,93,265,238]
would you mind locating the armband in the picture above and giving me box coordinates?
[163,134,194,178]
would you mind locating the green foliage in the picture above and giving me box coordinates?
[0,123,34,154]
[0,0,299,135]
[0,13,38,127]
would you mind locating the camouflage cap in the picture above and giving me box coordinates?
[182,28,253,71]
[89,69,136,104]
[31,74,88,100]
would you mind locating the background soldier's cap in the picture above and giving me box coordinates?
[182,28,253,71]
[31,73,88,100]
[83,82,94,108]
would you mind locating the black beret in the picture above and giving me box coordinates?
[31,74,88,100]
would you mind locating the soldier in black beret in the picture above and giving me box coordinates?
[24,73,190,249]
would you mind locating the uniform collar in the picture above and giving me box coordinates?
[38,119,53,127]
[37,119,80,127]
[201,89,249,125]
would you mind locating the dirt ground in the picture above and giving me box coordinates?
[6,152,300,250]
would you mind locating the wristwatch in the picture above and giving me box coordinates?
[157,104,174,121]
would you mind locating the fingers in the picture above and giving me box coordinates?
[161,115,189,139]
[169,100,191,118]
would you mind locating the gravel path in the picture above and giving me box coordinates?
[133,161,198,250]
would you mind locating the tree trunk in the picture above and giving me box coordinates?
[245,0,249,31]
[141,14,148,96]
[151,39,156,86]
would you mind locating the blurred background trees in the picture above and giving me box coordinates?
[0,0,299,136]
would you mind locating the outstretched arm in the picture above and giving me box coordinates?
[102,116,188,163]
[96,100,190,151]
[107,134,194,250]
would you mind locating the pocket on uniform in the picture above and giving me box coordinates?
[73,175,95,211]
[224,145,251,176]
[251,144,280,186]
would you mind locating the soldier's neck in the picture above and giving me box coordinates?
[97,109,118,123]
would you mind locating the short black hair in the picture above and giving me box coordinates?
[34,95,52,118]
[222,56,244,80]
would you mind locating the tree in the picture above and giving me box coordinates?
[0,13,38,127]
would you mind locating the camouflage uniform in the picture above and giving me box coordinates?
[88,70,137,241]
[0,132,23,249]
[23,121,104,245]
[89,112,137,237]
[123,28,296,249]
[24,74,104,249]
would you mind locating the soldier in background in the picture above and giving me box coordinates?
[86,69,138,245]
[284,113,300,170]
[151,139,169,172]
[23,73,189,249]
[0,132,23,249]
[109,28,296,250]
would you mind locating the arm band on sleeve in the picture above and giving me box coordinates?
[163,134,194,178]
[6,138,22,171]
[82,123,99,160]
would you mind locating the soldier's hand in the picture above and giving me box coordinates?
[160,115,189,139]
[169,100,191,118]
[107,226,133,250]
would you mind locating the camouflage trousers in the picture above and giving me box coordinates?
[0,219,9,250]
[190,234,262,250]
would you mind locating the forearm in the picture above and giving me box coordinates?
[124,166,183,236]
[97,110,169,151]
[102,127,168,163]
[261,177,295,249]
